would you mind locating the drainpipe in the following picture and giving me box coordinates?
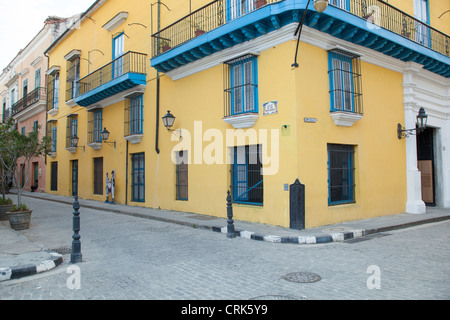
[155,1,162,154]
[125,140,129,205]
[44,52,50,166]
[155,72,160,154]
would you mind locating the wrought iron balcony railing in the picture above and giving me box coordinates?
[151,0,449,59]
[77,51,147,97]
[331,0,449,57]
[8,87,46,119]
[152,0,279,57]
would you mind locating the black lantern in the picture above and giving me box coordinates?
[101,127,110,141]
[101,127,116,148]
[416,107,428,131]
[70,135,85,151]
[162,110,182,140]
[71,135,79,147]
[162,110,175,129]
[397,107,428,139]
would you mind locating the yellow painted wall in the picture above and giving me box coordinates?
[45,0,421,229]
[293,40,406,228]
[46,0,152,204]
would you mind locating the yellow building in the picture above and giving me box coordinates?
[45,0,450,229]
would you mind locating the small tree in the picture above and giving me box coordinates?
[0,119,51,208]
[0,119,18,202]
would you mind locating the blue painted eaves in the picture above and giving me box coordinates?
[75,73,147,107]
[150,0,450,78]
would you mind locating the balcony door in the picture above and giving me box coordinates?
[330,0,350,10]
[414,0,430,46]
[112,33,124,79]
[227,0,255,21]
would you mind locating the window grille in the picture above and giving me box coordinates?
[88,109,103,143]
[328,49,363,114]
[230,145,263,205]
[66,114,78,148]
[47,72,60,112]
[327,144,355,205]
[66,57,80,101]
[124,94,143,136]
[46,120,57,152]
[224,54,258,117]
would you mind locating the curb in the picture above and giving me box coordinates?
[213,226,366,244]
[0,252,63,282]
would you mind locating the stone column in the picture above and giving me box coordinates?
[403,63,426,214]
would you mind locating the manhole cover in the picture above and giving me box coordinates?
[249,295,300,300]
[282,272,321,283]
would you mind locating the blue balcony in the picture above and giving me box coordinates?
[150,0,449,78]
[75,51,147,107]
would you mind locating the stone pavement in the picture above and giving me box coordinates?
[1,189,450,282]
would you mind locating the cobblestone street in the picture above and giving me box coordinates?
[1,196,449,302]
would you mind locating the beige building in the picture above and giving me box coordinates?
[0,15,79,193]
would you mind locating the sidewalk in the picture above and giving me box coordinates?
[2,190,450,281]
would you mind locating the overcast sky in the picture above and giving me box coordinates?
[0,0,95,71]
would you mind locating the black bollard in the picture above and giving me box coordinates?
[226,190,236,238]
[71,195,82,263]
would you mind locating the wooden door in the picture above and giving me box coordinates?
[418,160,433,204]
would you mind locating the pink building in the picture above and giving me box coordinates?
[0,15,79,193]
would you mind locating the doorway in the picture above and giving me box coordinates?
[417,127,435,205]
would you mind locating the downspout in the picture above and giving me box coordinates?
[125,140,129,205]
[155,72,160,154]
[155,1,161,154]
[44,52,50,166]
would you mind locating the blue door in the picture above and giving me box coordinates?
[112,33,124,79]
[414,0,431,47]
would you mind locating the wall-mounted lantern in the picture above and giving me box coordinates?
[397,107,428,139]
[101,127,116,148]
[70,135,85,151]
[162,110,182,140]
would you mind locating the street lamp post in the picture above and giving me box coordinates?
[292,0,329,68]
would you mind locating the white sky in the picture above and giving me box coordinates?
[0,0,96,71]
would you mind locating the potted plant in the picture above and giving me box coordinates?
[159,39,171,53]
[188,16,205,37]
[8,204,32,230]
[0,119,51,230]
[0,119,17,220]
[0,197,14,221]
[254,0,267,9]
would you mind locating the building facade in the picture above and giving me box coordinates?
[45,0,449,229]
[0,15,79,193]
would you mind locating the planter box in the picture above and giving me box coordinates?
[255,0,267,9]
[195,29,205,37]
[0,204,15,221]
[8,210,32,230]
